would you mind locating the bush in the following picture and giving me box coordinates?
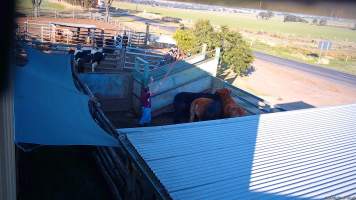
[173,20,254,76]
[284,15,308,23]
[219,28,254,76]
[193,19,219,50]
[352,23,356,30]
[257,10,274,20]
[319,18,327,26]
[161,17,182,23]
[312,18,318,25]
[173,29,198,54]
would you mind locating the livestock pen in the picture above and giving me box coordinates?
[15,37,356,200]
[76,46,356,199]
[71,43,293,199]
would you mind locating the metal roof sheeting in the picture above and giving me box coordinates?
[121,104,356,200]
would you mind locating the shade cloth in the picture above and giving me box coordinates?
[14,47,118,146]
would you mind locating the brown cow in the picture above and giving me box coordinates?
[189,98,215,122]
[215,88,246,117]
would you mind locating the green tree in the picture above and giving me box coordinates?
[319,18,327,26]
[105,0,114,22]
[32,0,42,18]
[173,29,197,54]
[312,18,318,25]
[193,20,219,51]
[173,20,254,76]
[219,27,254,76]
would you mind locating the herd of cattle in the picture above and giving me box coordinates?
[69,48,106,72]
[173,88,247,123]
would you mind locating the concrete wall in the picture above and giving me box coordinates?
[132,62,216,115]
[195,58,218,77]
[131,53,220,115]
[79,72,132,112]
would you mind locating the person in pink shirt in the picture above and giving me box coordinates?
[139,87,151,126]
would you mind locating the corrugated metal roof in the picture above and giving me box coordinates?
[121,104,356,200]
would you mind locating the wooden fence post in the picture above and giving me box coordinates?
[41,26,44,42]
[24,20,28,39]
[145,23,150,46]
[92,30,96,47]
[101,29,105,47]
[202,43,207,58]
[215,47,221,63]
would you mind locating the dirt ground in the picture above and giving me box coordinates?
[233,58,356,108]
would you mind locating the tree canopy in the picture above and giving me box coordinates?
[173,20,254,76]
[173,29,198,54]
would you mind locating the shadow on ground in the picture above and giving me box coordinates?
[18,147,114,200]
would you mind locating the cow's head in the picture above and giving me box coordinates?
[215,88,231,98]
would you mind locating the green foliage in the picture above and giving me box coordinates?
[312,18,318,25]
[319,18,327,26]
[193,19,218,49]
[219,28,254,76]
[174,20,254,76]
[173,29,198,54]
[62,0,97,8]
[257,10,274,20]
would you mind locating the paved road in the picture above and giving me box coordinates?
[254,51,356,87]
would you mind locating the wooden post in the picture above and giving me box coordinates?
[41,26,44,42]
[72,10,75,19]
[145,23,150,46]
[92,29,96,47]
[52,25,56,43]
[212,47,221,77]
[24,20,28,39]
[215,47,221,62]
[101,29,105,47]
[202,43,207,58]
[77,27,80,44]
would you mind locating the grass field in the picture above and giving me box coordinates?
[17,0,72,11]
[113,2,356,42]
[251,40,356,75]
[113,2,356,75]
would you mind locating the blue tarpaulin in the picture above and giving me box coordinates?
[14,47,118,146]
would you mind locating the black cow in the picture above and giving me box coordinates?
[73,49,105,72]
[201,99,223,121]
[173,92,221,123]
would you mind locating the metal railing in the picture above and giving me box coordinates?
[17,8,134,31]
[17,20,146,47]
